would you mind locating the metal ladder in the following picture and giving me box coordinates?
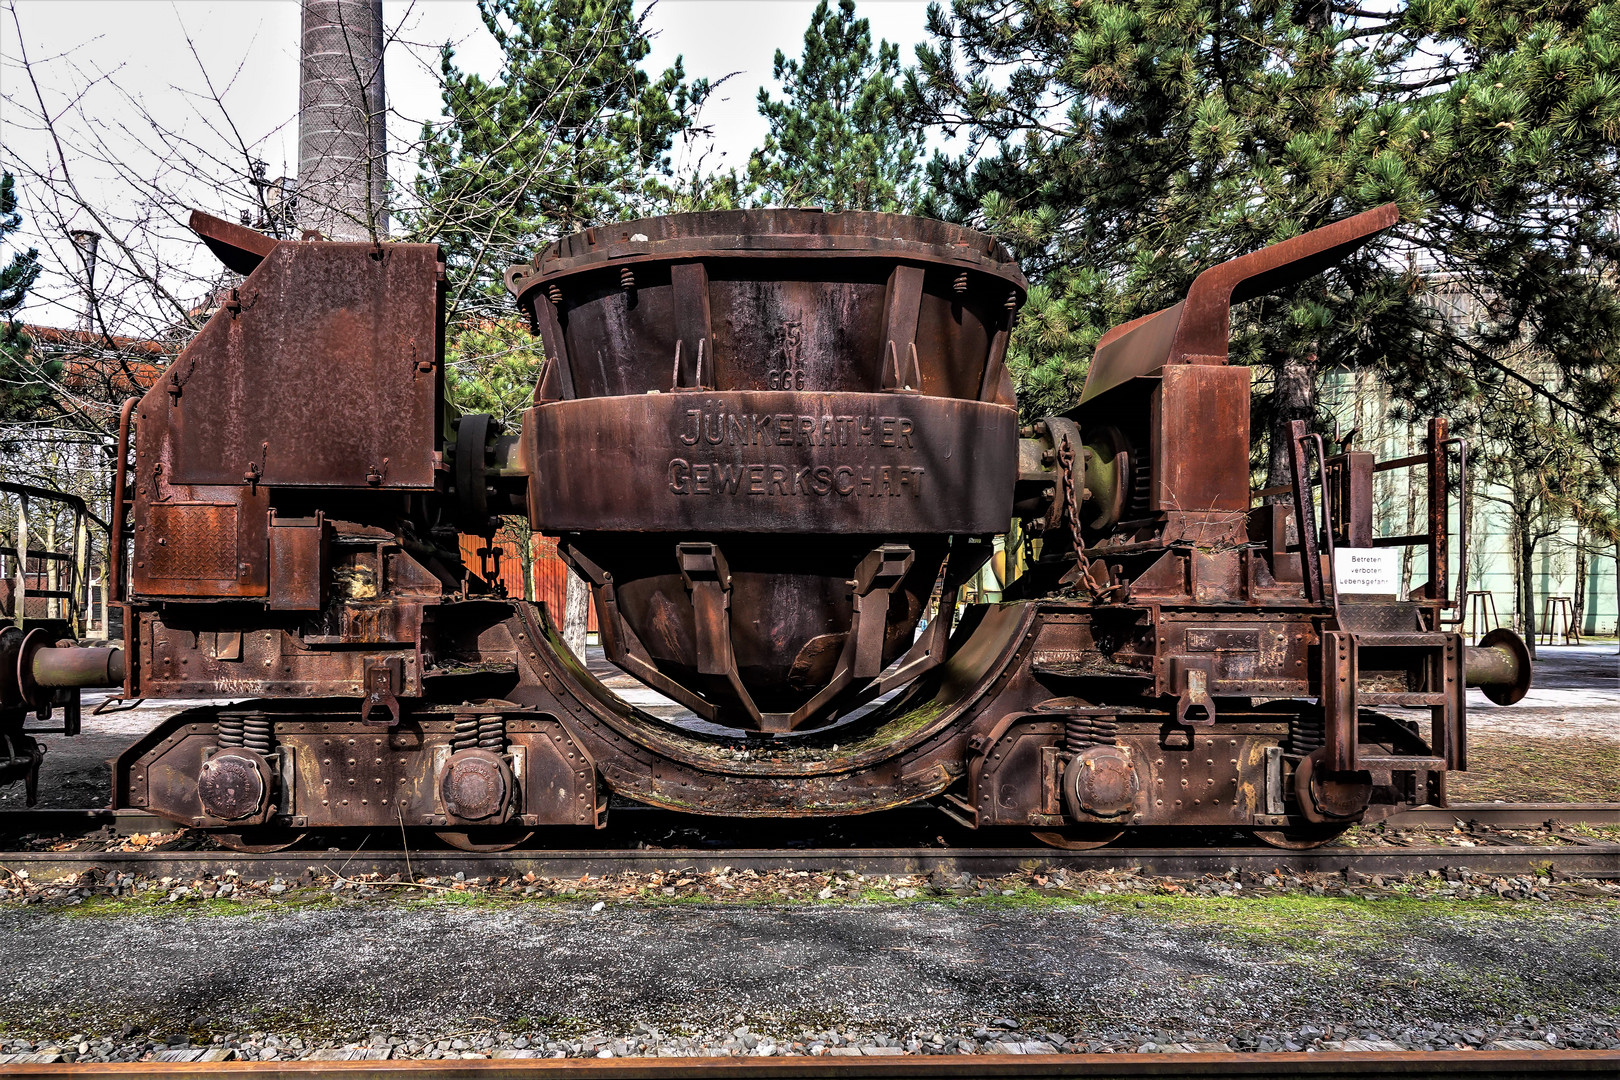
[1285,418,1468,782]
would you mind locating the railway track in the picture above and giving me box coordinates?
[4,801,1615,841]
[3,841,1617,880]
[1,1049,1615,1077]
[0,803,1615,880]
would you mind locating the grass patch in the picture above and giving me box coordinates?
[56,889,342,919]
[1091,891,1546,934]
[20,879,1620,921]
[1449,734,1620,802]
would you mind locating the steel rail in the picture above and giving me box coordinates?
[3,804,1616,843]
[3,843,1617,881]
[1,1049,1614,1078]
[1384,804,1620,828]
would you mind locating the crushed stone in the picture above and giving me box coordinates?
[0,867,1615,1062]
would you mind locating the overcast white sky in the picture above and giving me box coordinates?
[1,0,933,329]
[7,0,933,177]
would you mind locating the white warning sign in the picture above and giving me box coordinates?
[1334,548,1400,595]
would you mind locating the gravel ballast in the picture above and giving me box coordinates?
[0,883,1614,1064]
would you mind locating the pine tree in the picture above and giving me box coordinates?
[443,319,541,430]
[0,171,48,426]
[910,0,1620,472]
[749,0,924,211]
[412,0,718,514]
[411,0,713,320]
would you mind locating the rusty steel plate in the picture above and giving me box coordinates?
[130,486,269,598]
[506,208,1026,300]
[505,210,1024,409]
[158,220,442,490]
[525,392,1016,535]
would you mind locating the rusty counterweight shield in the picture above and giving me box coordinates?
[162,215,442,491]
[129,213,443,603]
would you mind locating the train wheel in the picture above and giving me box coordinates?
[1251,826,1348,851]
[434,828,535,853]
[1030,827,1126,851]
[211,829,307,854]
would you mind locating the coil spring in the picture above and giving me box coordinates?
[241,715,273,756]
[216,714,245,747]
[1064,715,1119,753]
[1289,712,1325,755]
[478,715,506,752]
[1126,460,1153,518]
[453,715,480,752]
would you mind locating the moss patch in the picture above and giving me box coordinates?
[1088,891,1594,936]
[1082,892,1620,998]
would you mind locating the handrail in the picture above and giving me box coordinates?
[109,396,138,604]
[1259,421,1463,628]
[1284,419,1323,605]
[0,481,108,532]
[1303,431,1341,625]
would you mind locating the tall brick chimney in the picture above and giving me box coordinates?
[297,0,387,240]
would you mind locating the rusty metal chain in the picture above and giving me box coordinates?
[1056,434,1095,592]
[1058,435,1084,548]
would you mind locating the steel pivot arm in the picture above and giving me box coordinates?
[1081,205,1399,403]
[189,210,279,275]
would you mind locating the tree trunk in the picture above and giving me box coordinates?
[73,511,88,637]
[98,550,110,640]
[12,496,28,630]
[562,568,591,660]
[44,514,57,622]
[1518,524,1538,662]
[1265,347,1319,492]
[515,527,535,602]
[1572,528,1587,635]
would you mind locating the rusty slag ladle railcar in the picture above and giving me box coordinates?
[0,206,1532,851]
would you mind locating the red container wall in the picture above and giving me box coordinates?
[457,533,596,633]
